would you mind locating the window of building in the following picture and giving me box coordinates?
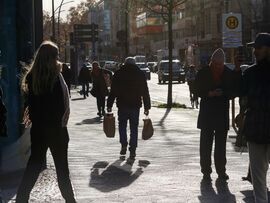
[205,12,210,34]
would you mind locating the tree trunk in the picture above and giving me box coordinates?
[125,0,129,57]
[167,1,173,107]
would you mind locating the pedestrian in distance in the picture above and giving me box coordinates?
[237,33,270,203]
[107,57,151,160]
[62,63,72,96]
[186,65,199,108]
[90,61,112,117]
[195,48,241,181]
[16,41,76,203]
[78,63,91,99]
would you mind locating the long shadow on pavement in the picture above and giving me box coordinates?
[240,189,270,202]
[89,159,150,192]
[240,190,255,202]
[198,179,236,203]
[76,117,102,125]
[71,97,85,101]
[158,108,171,127]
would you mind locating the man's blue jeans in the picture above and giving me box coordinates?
[118,107,140,150]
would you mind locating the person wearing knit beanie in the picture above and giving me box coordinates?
[195,48,242,181]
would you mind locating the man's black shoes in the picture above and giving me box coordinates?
[120,147,127,155]
[129,150,136,160]
[218,173,229,181]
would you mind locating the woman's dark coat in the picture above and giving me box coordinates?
[26,74,65,129]
[195,66,241,130]
[91,68,112,97]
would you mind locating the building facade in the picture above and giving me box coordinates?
[129,0,253,66]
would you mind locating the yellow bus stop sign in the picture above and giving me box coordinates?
[226,16,239,29]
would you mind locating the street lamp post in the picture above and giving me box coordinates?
[52,0,56,41]
[125,0,129,57]
[57,0,64,44]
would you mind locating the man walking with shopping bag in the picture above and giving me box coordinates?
[107,57,151,160]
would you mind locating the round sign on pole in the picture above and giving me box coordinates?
[226,16,239,29]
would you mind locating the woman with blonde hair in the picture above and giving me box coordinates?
[16,41,76,203]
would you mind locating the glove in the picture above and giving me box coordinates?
[144,109,149,116]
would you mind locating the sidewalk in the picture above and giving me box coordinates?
[2,88,259,202]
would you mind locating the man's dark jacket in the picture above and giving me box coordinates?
[195,66,241,130]
[107,64,151,110]
[241,59,270,144]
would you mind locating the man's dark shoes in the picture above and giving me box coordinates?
[120,146,127,155]
[129,150,136,160]
[242,175,252,184]
[218,173,229,181]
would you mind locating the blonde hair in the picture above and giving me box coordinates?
[23,41,61,95]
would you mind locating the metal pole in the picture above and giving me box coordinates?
[58,0,64,43]
[125,0,129,57]
[52,0,56,41]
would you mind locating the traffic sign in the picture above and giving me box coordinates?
[73,23,99,43]
[222,13,242,48]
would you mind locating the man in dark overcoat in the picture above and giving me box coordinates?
[195,48,241,181]
[239,33,270,203]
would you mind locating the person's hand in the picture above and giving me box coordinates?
[107,107,112,113]
[144,109,149,116]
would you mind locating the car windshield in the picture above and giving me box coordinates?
[137,64,147,69]
[160,62,180,72]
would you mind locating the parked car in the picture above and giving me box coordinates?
[157,60,185,84]
[224,63,235,70]
[147,62,158,72]
[136,62,151,80]
[134,55,146,63]
[104,61,117,72]
[85,62,92,70]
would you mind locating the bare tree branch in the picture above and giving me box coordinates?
[174,0,187,7]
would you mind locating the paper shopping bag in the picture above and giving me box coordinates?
[103,113,115,138]
[142,117,154,140]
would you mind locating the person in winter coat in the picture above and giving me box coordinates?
[90,61,112,116]
[16,41,76,203]
[186,65,199,108]
[238,33,270,203]
[78,64,91,99]
[62,63,72,95]
[195,48,241,181]
[107,57,151,160]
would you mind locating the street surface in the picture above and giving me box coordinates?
[3,73,266,203]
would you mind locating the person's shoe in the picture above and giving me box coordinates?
[97,112,101,117]
[218,173,229,180]
[129,150,136,160]
[120,146,127,155]
[242,175,252,184]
